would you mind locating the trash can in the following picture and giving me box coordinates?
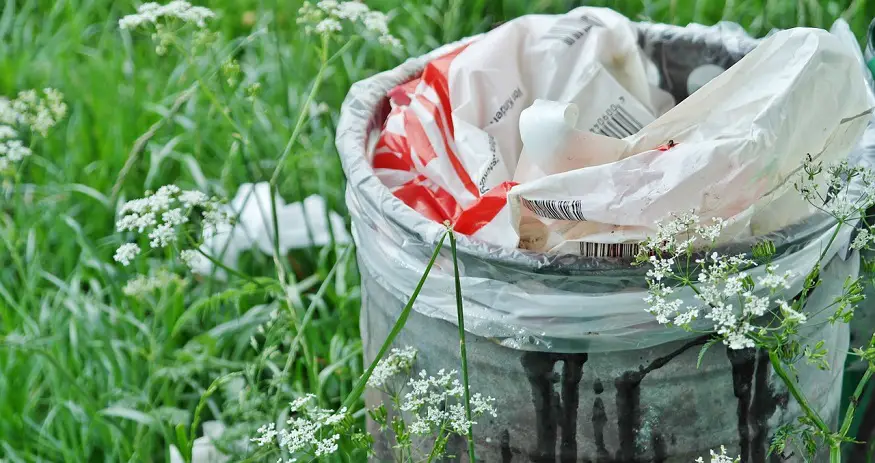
[336,18,875,463]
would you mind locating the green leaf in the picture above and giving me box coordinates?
[99,406,157,428]
[697,337,721,368]
[175,423,190,461]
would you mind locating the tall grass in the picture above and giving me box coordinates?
[0,0,871,460]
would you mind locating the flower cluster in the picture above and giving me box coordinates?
[297,1,401,48]
[640,213,798,350]
[118,1,215,30]
[695,445,740,463]
[796,156,875,222]
[114,185,230,267]
[251,394,347,460]
[0,88,67,171]
[851,228,874,251]
[122,270,185,298]
[367,346,417,389]
[400,369,497,436]
[638,210,724,255]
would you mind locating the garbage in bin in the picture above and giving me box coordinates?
[336,8,875,462]
[370,7,871,255]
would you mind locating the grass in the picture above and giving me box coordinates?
[0,0,872,461]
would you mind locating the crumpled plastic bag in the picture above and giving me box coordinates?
[193,182,350,278]
[372,6,872,255]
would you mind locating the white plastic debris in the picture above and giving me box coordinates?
[169,421,230,463]
[369,6,872,255]
[193,182,350,278]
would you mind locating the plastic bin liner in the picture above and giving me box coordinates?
[336,16,875,353]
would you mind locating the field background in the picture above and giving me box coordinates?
[1,0,873,461]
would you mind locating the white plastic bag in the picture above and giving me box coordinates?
[508,27,871,253]
[373,7,665,247]
[371,7,871,255]
[193,183,350,278]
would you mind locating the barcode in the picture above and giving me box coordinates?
[522,198,588,221]
[590,103,644,138]
[579,242,640,258]
[543,15,604,46]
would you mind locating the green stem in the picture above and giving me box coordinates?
[426,426,447,463]
[171,39,248,143]
[798,221,844,309]
[187,236,261,285]
[189,372,243,452]
[839,364,874,438]
[768,350,832,436]
[449,230,476,462]
[268,246,352,412]
[266,36,330,279]
[342,232,449,410]
[269,35,329,187]
[830,443,842,463]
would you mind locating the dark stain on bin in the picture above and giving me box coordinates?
[614,335,709,461]
[500,429,513,462]
[592,379,611,462]
[520,352,589,462]
[728,348,789,463]
[728,348,756,460]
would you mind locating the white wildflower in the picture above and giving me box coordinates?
[122,271,184,297]
[334,2,368,20]
[695,445,740,463]
[316,0,340,11]
[252,396,345,459]
[1,139,31,162]
[148,223,177,248]
[642,213,784,350]
[179,189,208,208]
[162,208,189,226]
[826,193,857,220]
[778,300,807,324]
[742,293,770,318]
[851,229,873,251]
[696,218,726,242]
[290,394,317,412]
[179,249,205,269]
[724,330,756,350]
[756,265,794,290]
[297,1,400,47]
[43,88,66,119]
[10,88,67,137]
[114,243,141,266]
[400,368,496,437]
[201,207,231,232]
[314,18,342,34]
[367,346,417,388]
[644,284,684,325]
[362,11,389,35]
[0,125,16,139]
[119,1,215,30]
[645,255,673,282]
[314,434,340,456]
[378,34,402,48]
[0,89,65,173]
[722,274,746,298]
[114,186,224,261]
[673,308,699,325]
[0,98,18,125]
[251,422,277,446]
[639,210,701,256]
[470,393,497,417]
